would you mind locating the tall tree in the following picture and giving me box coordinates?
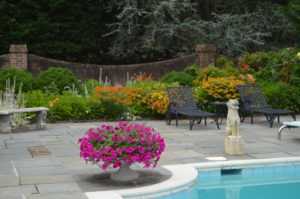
[105,0,201,62]
[0,0,109,63]
[279,0,300,42]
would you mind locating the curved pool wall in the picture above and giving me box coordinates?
[85,164,198,199]
[85,157,300,199]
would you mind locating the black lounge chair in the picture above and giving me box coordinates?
[166,87,219,130]
[237,85,296,128]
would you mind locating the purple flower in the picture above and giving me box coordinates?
[79,122,165,170]
[128,138,134,143]
[145,162,151,168]
[125,147,135,153]
[102,164,108,169]
[139,148,145,153]
[117,148,122,155]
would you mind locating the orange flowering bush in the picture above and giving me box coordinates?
[93,86,127,104]
[91,73,178,118]
[49,97,60,107]
[238,64,256,85]
[125,81,173,117]
[194,77,245,102]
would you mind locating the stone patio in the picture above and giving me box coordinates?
[0,115,299,198]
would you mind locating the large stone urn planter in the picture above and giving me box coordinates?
[78,122,165,182]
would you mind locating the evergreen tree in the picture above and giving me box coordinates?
[0,0,109,63]
[279,0,300,42]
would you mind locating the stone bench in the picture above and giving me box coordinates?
[0,107,49,133]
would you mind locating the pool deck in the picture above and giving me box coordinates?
[1,115,300,198]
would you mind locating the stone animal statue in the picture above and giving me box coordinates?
[226,99,240,137]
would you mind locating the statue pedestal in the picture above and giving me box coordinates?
[225,136,244,155]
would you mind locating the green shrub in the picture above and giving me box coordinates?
[82,79,103,96]
[161,71,194,86]
[216,56,234,69]
[255,48,300,86]
[97,99,129,120]
[24,89,129,121]
[195,65,236,83]
[237,51,268,71]
[24,90,53,108]
[261,82,300,113]
[183,65,200,78]
[0,68,36,92]
[37,67,80,94]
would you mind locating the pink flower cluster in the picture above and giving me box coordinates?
[78,121,165,170]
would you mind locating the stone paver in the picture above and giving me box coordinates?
[0,185,37,197]
[17,165,68,176]
[0,161,14,175]
[36,182,82,193]
[0,139,6,149]
[57,156,99,171]
[0,115,299,198]
[0,149,32,161]
[20,174,74,185]
[0,175,20,187]
[25,192,88,199]
[13,158,60,168]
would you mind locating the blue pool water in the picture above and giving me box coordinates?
[158,165,300,199]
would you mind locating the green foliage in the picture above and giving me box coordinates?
[254,48,300,86]
[37,67,80,94]
[237,52,269,71]
[0,0,293,63]
[197,0,289,18]
[198,1,293,55]
[0,76,32,128]
[24,90,52,108]
[199,13,269,57]
[0,68,36,92]
[261,82,300,112]
[0,0,108,63]
[82,79,103,96]
[95,99,129,120]
[216,57,239,76]
[106,0,200,61]
[200,65,238,81]
[160,71,195,86]
[50,94,91,121]
[279,0,300,42]
[183,65,200,77]
[194,65,234,85]
[205,66,230,78]
[217,56,234,69]
[24,90,128,122]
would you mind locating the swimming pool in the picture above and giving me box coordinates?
[85,157,300,199]
[157,158,300,199]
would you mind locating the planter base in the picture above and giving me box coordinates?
[110,163,139,182]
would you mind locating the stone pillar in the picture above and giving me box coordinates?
[195,44,216,68]
[9,44,28,70]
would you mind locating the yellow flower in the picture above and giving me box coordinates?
[50,102,54,107]
[297,52,300,57]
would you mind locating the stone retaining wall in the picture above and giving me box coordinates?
[0,44,216,85]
